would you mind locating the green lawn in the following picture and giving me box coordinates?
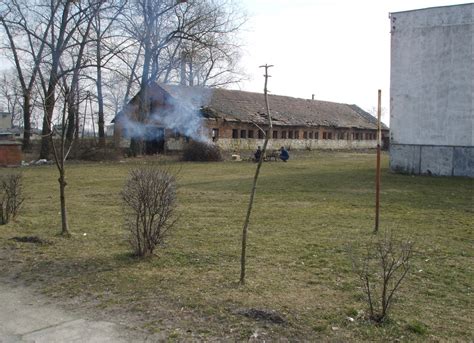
[0,151,472,341]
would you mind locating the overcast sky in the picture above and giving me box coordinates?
[235,0,469,125]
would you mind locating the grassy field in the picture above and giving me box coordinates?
[0,151,472,341]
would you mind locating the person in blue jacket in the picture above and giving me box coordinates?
[279,146,289,162]
[254,146,262,162]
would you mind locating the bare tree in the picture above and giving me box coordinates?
[121,167,177,257]
[89,0,128,146]
[0,0,55,151]
[0,71,22,126]
[117,0,246,155]
[350,232,414,323]
[239,64,273,285]
[44,83,77,236]
[34,0,103,159]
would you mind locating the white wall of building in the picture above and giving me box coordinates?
[390,4,473,176]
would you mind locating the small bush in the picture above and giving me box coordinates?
[0,173,24,225]
[349,231,414,323]
[121,167,177,257]
[182,141,222,162]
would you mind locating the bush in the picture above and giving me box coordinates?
[349,231,414,323]
[121,167,177,257]
[182,141,222,162]
[0,173,24,225]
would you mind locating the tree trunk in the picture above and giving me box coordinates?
[65,90,76,143]
[58,169,69,236]
[239,65,274,285]
[39,85,56,159]
[130,40,152,156]
[22,93,32,152]
[96,48,106,147]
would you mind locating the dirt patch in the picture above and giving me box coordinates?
[10,236,50,244]
[237,308,287,325]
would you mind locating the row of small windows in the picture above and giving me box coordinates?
[230,129,377,140]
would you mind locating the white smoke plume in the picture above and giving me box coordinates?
[117,85,214,144]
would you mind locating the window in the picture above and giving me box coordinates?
[315,132,319,139]
[211,128,219,141]
[281,131,287,139]
[355,133,360,140]
[294,130,299,139]
[323,132,327,139]
[240,130,247,138]
[303,131,308,139]
[309,132,313,139]
[288,130,293,139]
[273,130,278,139]
[232,129,238,138]
[258,130,264,139]
[328,132,333,140]
[248,130,254,138]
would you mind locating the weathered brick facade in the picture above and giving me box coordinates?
[114,83,388,153]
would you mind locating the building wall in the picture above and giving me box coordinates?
[0,112,11,129]
[0,142,22,166]
[390,4,473,177]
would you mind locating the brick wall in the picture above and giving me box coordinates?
[0,143,22,166]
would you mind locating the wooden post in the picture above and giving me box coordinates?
[374,90,382,233]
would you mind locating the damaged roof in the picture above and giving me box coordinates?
[118,82,387,130]
[159,83,386,130]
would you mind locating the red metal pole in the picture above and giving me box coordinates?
[374,90,382,233]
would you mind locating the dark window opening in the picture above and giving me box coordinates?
[258,130,264,139]
[248,130,254,138]
[273,130,278,139]
[145,127,165,154]
[288,130,293,139]
[328,132,333,140]
[232,129,238,138]
[240,130,247,138]
[294,130,299,139]
[281,131,287,139]
[315,132,319,139]
[309,132,313,139]
[303,131,308,139]
[323,132,327,140]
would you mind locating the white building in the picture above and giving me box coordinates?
[390,3,473,177]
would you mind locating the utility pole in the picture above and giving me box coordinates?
[374,89,382,233]
[239,64,274,285]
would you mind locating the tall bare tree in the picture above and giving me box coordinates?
[0,0,55,151]
[240,64,273,285]
[0,71,22,126]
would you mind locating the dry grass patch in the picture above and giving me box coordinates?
[0,152,472,341]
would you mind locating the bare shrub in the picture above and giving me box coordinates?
[182,141,222,162]
[0,173,24,225]
[121,167,177,257]
[350,232,414,323]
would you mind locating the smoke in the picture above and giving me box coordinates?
[118,85,214,144]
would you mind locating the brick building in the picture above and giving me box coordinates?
[114,82,388,153]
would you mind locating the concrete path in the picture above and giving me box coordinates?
[0,283,147,342]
